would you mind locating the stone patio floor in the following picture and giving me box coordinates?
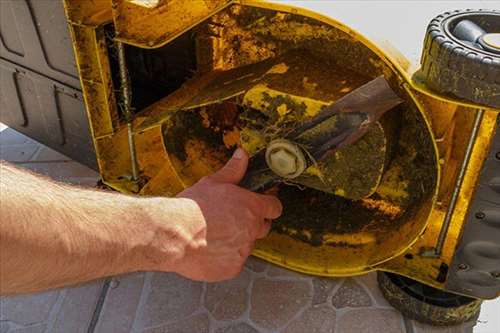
[1,125,498,333]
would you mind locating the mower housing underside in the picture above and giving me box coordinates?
[3,0,497,299]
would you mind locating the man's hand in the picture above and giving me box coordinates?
[0,149,281,294]
[173,148,282,282]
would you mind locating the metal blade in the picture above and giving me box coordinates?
[240,76,403,192]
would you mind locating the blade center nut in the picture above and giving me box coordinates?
[265,139,307,179]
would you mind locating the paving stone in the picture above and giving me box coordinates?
[52,281,103,333]
[95,273,145,333]
[137,273,203,328]
[245,256,268,273]
[205,270,251,321]
[337,308,405,333]
[0,145,39,162]
[0,321,16,332]
[461,320,476,333]
[30,146,71,162]
[215,322,260,333]
[267,265,308,279]
[250,278,311,330]
[331,279,372,309]
[142,313,209,333]
[354,273,391,307]
[312,277,339,305]
[11,324,47,333]
[0,128,38,145]
[0,290,59,325]
[284,304,336,333]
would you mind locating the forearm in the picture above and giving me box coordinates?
[1,148,282,292]
[0,162,203,294]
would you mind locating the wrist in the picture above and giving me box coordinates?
[130,197,207,272]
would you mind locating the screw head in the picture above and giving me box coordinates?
[481,33,500,50]
[269,149,298,176]
[265,139,306,179]
[475,211,486,219]
[458,263,469,270]
[495,151,500,160]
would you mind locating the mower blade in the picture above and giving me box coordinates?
[291,76,403,160]
[240,76,403,192]
[288,76,403,138]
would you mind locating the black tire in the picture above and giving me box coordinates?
[377,272,482,326]
[420,9,500,108]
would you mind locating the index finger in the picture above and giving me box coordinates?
[255,193,283,220]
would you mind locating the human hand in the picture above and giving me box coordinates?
[173,148,282,282]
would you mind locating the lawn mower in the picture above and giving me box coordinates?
[0,0,498,326]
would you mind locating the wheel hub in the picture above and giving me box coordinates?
[479,33,500,53]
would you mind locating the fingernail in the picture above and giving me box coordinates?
[233,148,245,160]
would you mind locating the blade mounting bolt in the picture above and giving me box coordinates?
[265,139,307,179]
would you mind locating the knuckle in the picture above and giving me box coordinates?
[163,244,184,263]
[188,238,207,252]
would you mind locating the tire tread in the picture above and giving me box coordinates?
[420,9,500,107]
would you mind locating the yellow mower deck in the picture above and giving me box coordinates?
[63,0,498,295]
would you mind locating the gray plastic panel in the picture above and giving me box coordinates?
[0,0,96,169]
[0,58,97,169]
[0,0,80,89]
[446,115,500,299]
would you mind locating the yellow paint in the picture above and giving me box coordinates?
[223,128,241,148]
[376,166,409,202]
[266,62,289,74]
[243,84,327,118]
[323,232,376,246]
[240,128,266,155]
[112,0,233,48]
[377,183,409,202]
[304,165,323,178]
[242,84,272,110]
[276,104,290,117]
[334,189,346,197]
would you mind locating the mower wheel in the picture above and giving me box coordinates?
[420,9,500,108]
[377,272,482,326]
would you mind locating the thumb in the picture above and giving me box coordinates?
[208,148,248,184]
